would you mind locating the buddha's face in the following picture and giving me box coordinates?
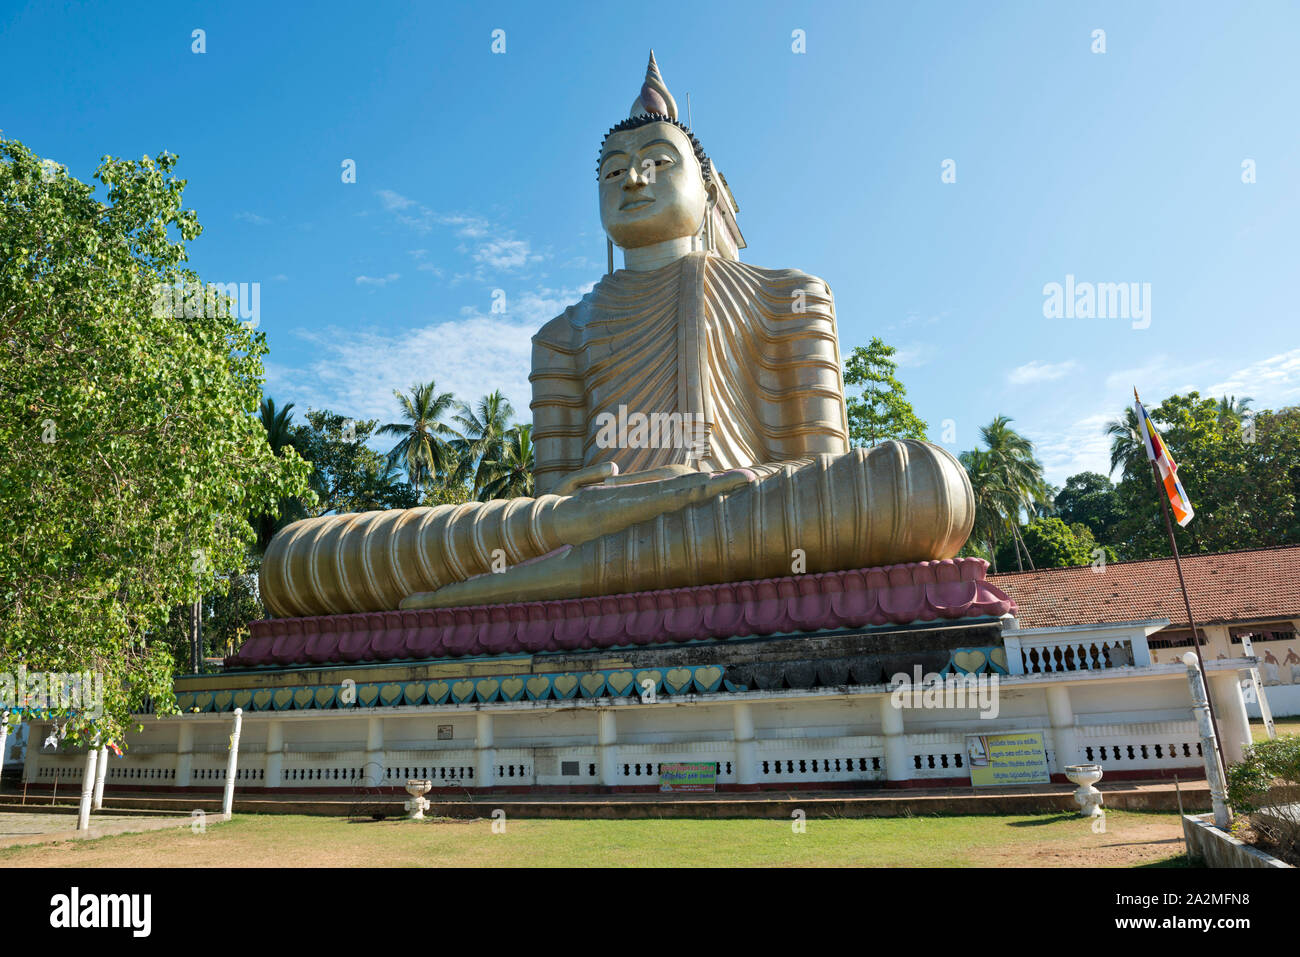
[599,121,708,249]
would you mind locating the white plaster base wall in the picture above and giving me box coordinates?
[23,661,1253,794]
[1247,682,1300,719]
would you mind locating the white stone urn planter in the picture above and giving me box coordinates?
[1064,764,1104,818]
[404,779,432,820]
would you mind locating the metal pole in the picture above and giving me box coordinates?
[0,715,8,791]
[1149,456,1226,774]
[92,743,108,810]
[221,708,243,821]
[191,599,203,673]
[1183,653,1230,828]
[77,741,99,831]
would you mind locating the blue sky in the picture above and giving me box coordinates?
[4,0,1298,485]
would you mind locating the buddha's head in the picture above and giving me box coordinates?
[598,53,715,250]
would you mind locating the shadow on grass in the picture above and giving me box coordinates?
[1004,814,1078,827]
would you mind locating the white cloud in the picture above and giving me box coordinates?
[1024,412,1116,485]
[1206,348,1300,404]
[1007,359,1079,386]
[264,315,538,434]
[235,211,270,225]
[355,273,400,287]
[263,283,600,443]
[474,238,533,270]
[374,190,539,275]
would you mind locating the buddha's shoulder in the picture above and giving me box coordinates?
[708,256,833,299]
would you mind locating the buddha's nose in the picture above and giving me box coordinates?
[624,166,647,190]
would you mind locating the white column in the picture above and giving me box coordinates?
[22,721,43,789]
[597,710,618,787]
[175,722,194,787]
[1208,670,1251,765]
[733,702,758,786]
[363,716,384,787]
[475,713,495,789]
[1046,684,1077,773]
[264,720,284,788]
[880,695,908,782]
[221,708,242,821]
[76,745,98,831]
[1183,654,1230,828]
[92,744,108,809]
[0,718,9,783]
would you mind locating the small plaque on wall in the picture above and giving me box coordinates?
[437,725,453,740]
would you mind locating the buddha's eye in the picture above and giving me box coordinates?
[652,158,673,168]
[603,167,626,181]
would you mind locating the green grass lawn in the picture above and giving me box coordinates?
[0,809,1187,868]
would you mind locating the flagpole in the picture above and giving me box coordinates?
[1135,389,1227,775]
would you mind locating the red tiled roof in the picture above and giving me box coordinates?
[989,545,1300,630]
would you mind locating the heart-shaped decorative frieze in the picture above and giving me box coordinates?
[500,677,525,700]
[252,690,272,711]
[193,692,214,711]
[293,688,314,709]
[451,680,475,702]
[358,684,380,707]
[552,674,578,698]
[403,683,427,705]
[379,683,403,706]
[693,666,723,692]
[606,671,634,696]
[315,687,336,708]
[426,681,450,704]
[525,675,551,699]
[175,693,196,712]
[953,650,986,674]
[634,670,662,694]
[579,673,606,697]
[233,690,253,711]
[989,648,1008,672]
[475,678,500,702]
[214,691,234,711]
[272,689,294,711]
[665,668,692,694]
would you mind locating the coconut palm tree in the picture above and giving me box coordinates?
[1105,404,1147,481]
[1216,394,1254,431]
[254,398,309,551]
[378,381,458,490]
[977,416,1045,571]
[959,448,1021,574]
[478,424,535,501]
[449,390,516,497]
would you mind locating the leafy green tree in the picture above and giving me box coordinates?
[843,337,928,445]
[1108,393,1300,559]
[292,409,418,515]
[996,518,1115,570]
[377,381,458,490]
[479,424,535,501]
[1055,471,1122,546]
[0,140,311,741]
[160,554,263,670]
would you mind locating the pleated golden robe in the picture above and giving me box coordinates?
[529,252,851,494]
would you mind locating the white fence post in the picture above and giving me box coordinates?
[222,708,243,821]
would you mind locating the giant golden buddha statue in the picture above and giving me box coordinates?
[260,53,974,619]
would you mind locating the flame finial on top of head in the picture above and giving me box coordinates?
[630,50,678,122]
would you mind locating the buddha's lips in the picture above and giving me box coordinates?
[620,197,654,211]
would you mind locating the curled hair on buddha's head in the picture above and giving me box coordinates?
[597,113,714,185]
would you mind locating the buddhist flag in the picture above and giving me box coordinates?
[1134,396,1194,526]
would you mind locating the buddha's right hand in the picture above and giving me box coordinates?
[550,467,755,545]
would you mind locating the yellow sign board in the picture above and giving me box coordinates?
[966,731,1050,787]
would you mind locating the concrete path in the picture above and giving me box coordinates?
[0,811,195,849]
